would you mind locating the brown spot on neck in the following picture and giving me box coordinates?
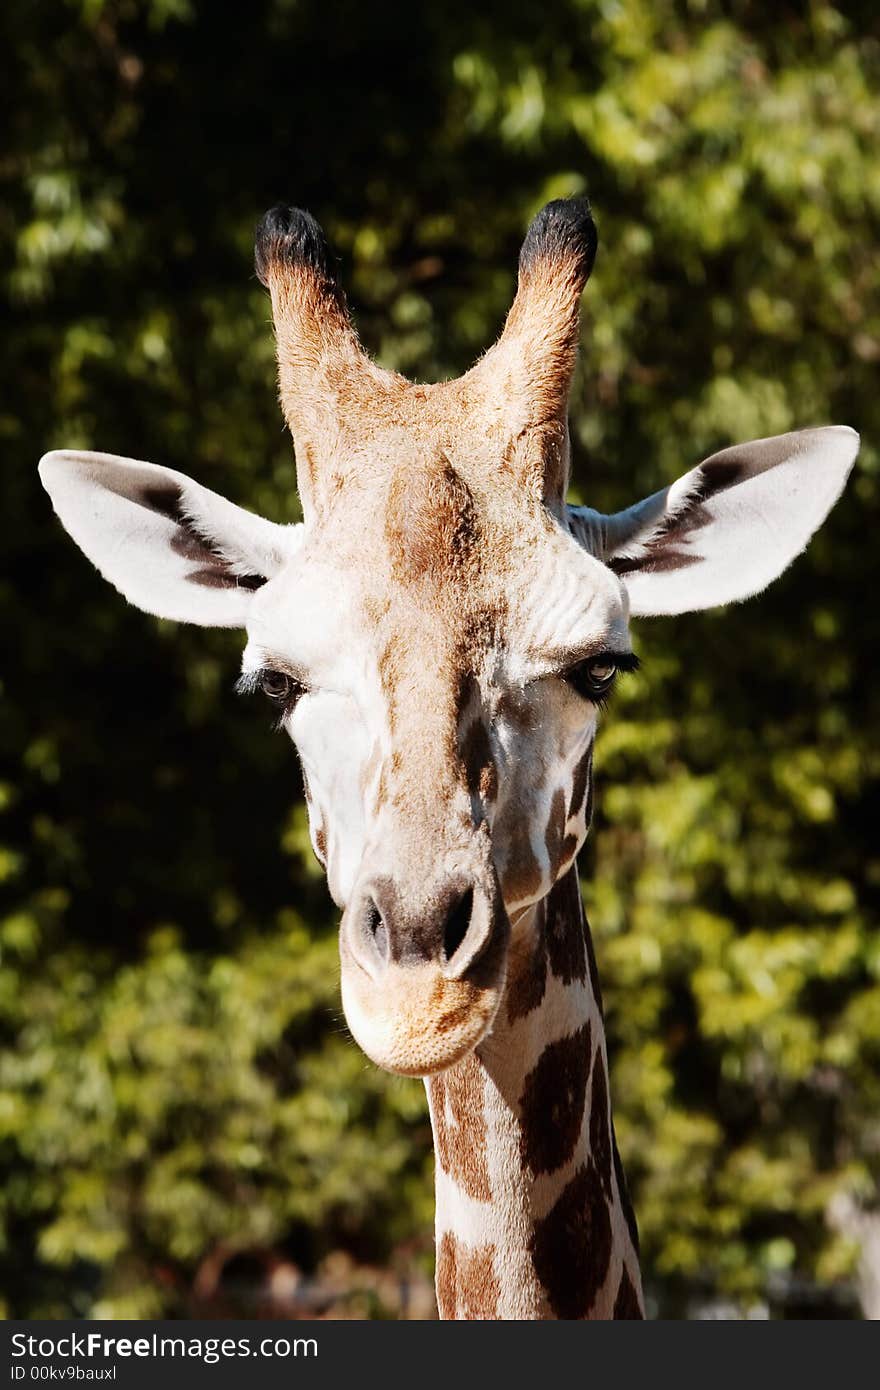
[436,1231,500,1320]
[530,1161,613,1319]
[428,1053,491,1202]
[519,1022,592,1176]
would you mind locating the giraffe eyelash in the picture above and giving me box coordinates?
[234,670,262,697]
[610,652,641,675]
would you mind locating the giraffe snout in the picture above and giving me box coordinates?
[338,868,510,1076]
[346,873,497,978]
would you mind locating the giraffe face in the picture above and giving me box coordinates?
[39,199,859,1080]
[239,452,631,1073]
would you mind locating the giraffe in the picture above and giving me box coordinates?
[38,198,859,1319]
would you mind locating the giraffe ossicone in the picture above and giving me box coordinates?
[38,197,859,1319]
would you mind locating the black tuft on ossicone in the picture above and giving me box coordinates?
[519,197,598,283]
[254,205,335,287]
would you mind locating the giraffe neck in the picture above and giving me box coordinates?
[425,864,644,1319]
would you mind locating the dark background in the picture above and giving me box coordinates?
[2,0,879,1318]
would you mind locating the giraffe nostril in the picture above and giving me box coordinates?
[366,898,389,964]
[442,886,474,965]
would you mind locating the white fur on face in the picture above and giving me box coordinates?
[241,554,388,906]
[240,523,631,916]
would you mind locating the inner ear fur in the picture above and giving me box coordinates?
[39,449,296,627]
[568,426,859,617]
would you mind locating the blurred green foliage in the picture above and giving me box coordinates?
[2,0,879,1318]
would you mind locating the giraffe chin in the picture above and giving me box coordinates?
[339,926,509,1078]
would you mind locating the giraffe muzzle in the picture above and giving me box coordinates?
[338,869,510,1076]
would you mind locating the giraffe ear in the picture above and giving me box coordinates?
[569,427,859,617]
[39,450,299,627]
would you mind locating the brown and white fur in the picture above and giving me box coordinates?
[39,198,858,1319]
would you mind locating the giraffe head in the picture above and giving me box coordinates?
[39,200,858,1077]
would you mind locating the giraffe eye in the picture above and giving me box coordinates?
[564,655,618,701]
[587,659,617,684]
[259,669,301,705]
